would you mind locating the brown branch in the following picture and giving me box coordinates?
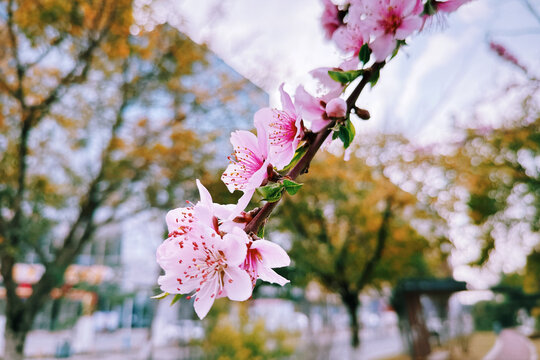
[9,3,116,233]
[6,0,25,105]
[54,62,131,266]
[244,62,385,235]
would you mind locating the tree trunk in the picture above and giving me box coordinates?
[4,327,28,360]
[343,293,361,348]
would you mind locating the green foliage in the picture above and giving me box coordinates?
[472,300,518,331]
[199,304,298,360]
[328,69,364,84]
[257,183,285,203]
[276,148,442,295]
[169,294,183,306]
[467,193,499,224]
[334,118,356,148]
[282,179,303,195]
[358,44,371,65]
[257,179,303,202]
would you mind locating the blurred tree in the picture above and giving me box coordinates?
[435,41,540,267]
[0,0,251,358]
[446,104,539,265]
[276,148,449,348]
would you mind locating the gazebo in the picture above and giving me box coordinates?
[392,278,468,359]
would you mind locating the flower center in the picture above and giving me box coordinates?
[379,7,402,35]
[269,110,299,148]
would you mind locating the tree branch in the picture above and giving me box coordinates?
[6,0,25,105]
[54,61,131,267]
[9,2,116,233]
[522,0,540,25]
[244,62,385,234]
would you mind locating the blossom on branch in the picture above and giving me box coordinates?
[255,84,305,170]
[433,0,472,13]
[242,238,291,286]
[157,225,252,319]
[321,0,345,39]
[222,123,272,211]
[349,0,423,61]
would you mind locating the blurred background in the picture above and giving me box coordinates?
[0,0,538,359]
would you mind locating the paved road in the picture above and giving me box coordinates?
[23,326,404,360]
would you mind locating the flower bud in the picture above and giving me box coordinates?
[325,98,347,118]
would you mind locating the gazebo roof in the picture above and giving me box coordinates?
[395,278,467,295]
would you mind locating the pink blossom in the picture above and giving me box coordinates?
[242,239,290,286]
[321,0,343,39]
[310,67,346,101]
[157,225,252,319]
[166,179,239,235]
[255,84,304,170]
[325,98,347,118]
[435,0,472,13]
[349,0,423,61]
[332,24,366,55]
[295,85,347,133]
[221,124,271,210]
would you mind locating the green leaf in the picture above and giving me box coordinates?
[257,183,284,202]
[151,292,169,300]
[328,69,364,84]
[283,179,303,195]
[359,44,371,64]
[170,294,183,306]
[257,225,265,239]
[422,0,437,16]
[391,40,407,60]
[282,144,308,172]
[369,66,381,87]
[337,119,356,148]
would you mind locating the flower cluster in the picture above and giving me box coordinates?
[323,0,472,63]
[156,0,471,318]
[157,180,290,319]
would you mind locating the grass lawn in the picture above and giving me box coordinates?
[381,331,540,360]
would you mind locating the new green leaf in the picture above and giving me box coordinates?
[283,179,303,195]
[328,69,364,84]
[257,183,284,202]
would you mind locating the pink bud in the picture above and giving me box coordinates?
[325,98,347,118]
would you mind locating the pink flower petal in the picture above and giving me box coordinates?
[196,179,212,207]
[257,266,289,286]
[395,16,423,39]
[193,279,219,319]
[325,98,347,118]
[165,207,193,233]
[222,228,249,266]
[223,266,253,301]
[251,239,290,268]
[279,84,295,115]
[156,237,183,269]
[437,0,471,13]
[230,130,259,155]
[370,34,396,62]
[339,57,360,72]
[229,188,256,220]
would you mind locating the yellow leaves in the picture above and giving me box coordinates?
[109,138,125,151]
